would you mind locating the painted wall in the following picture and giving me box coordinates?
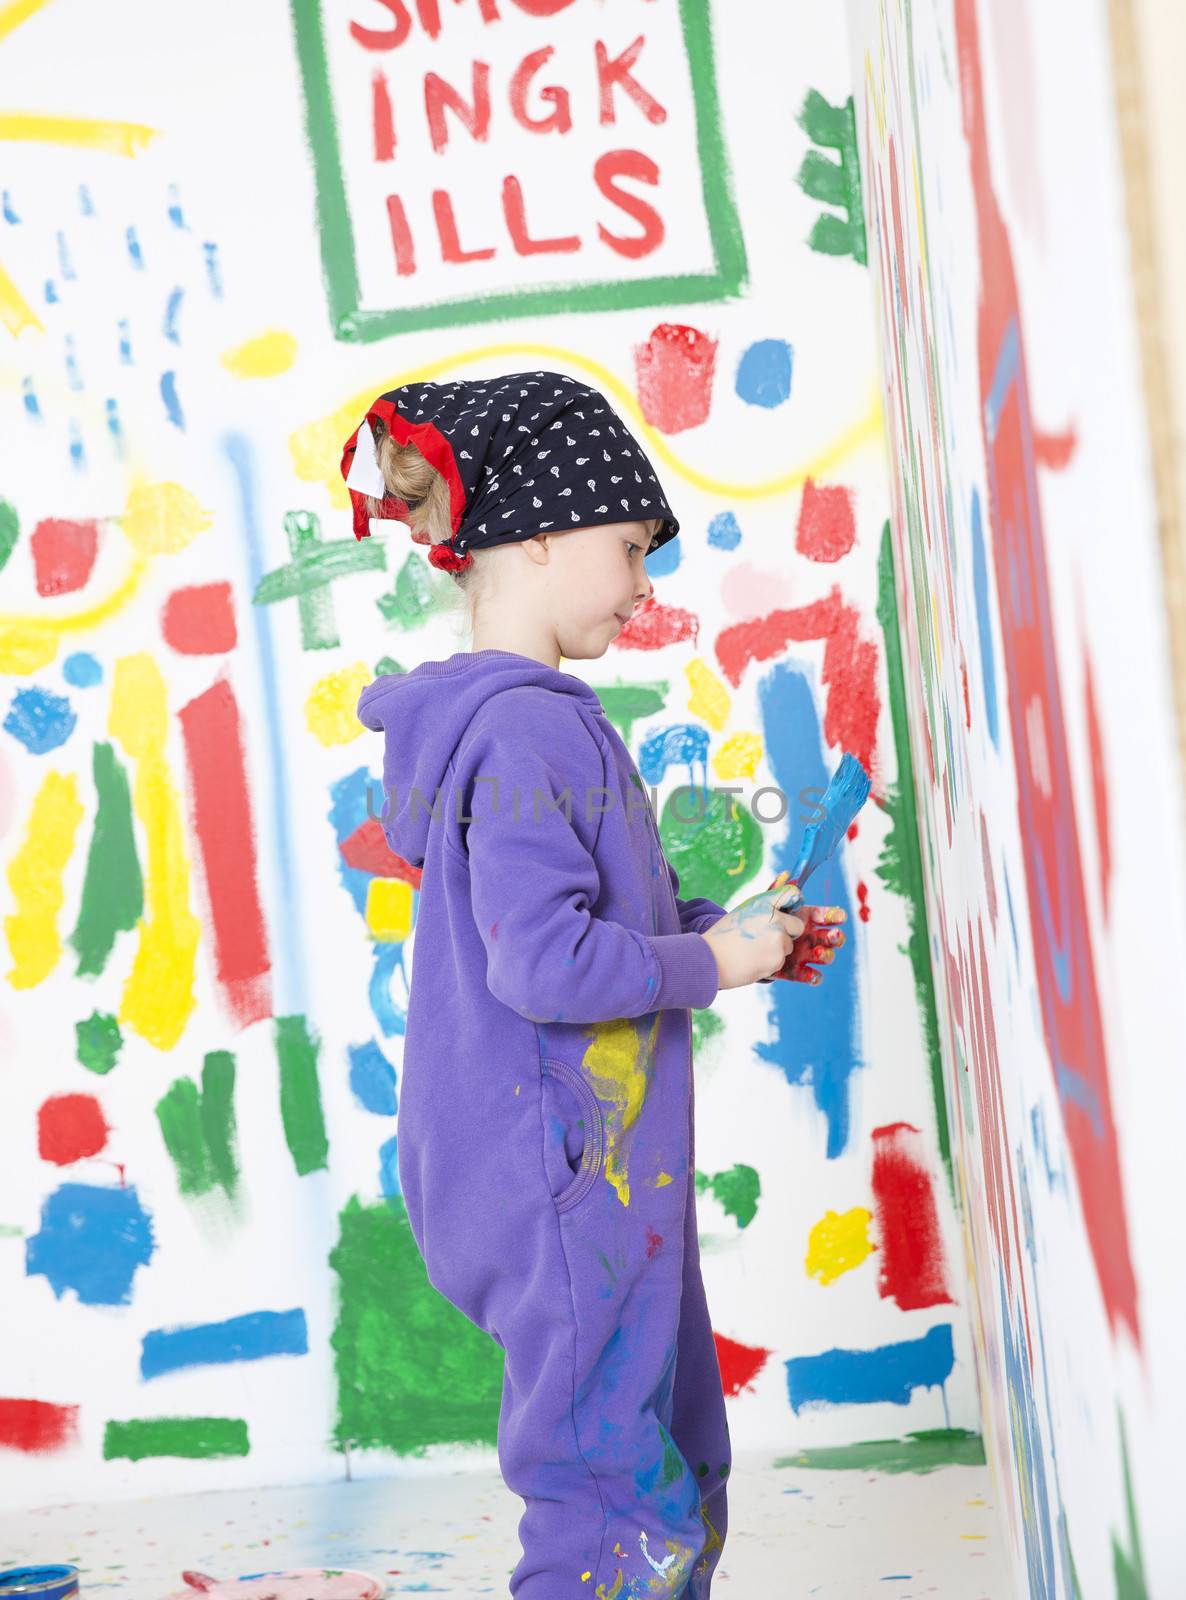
[845,0,1186,1592]
[0,0,978,1508]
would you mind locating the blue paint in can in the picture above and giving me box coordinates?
[0,1568,80,1598]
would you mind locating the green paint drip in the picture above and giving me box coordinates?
[0,500,18,574]
[276,1014,329,1175]
[156,1077,213,1196]
[376,550,455,630]
[695,1164,760,1228]
[776,1428,985,1475]
[796,89,867,265]
[875,523,952,1196]
[70,741,143,977]
[75,1009,122,1075]
[659,786,764,907]
[1111,1407,1148,1599]
[591,681,669,747]
[329,1194,503,1455]
[103,1416,249,1461]
[200,1051,240,1198]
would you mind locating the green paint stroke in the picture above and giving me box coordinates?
[0,500,18,574]
[695,1163,760,1228]
[70,741,143,977]
[376,549,455,631]
[659,785,764,907]
[777,1428,985,1475]
[875,523,952,1196]
[1112,1406,1148,1599]
[796,89,867,265]
[276,1014,329,1175]
[330,1194,503,1455]
[691,1006,725,1055]
[103,1416,249,1461]
[591,681,670,748]
[254,510,386,652]
[373,656,406,677]
[75,1009,123,1075]
[155,1052,240,1200]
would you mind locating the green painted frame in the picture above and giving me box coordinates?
[289,0,749,342]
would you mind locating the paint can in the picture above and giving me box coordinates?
[0,1569,80,1599]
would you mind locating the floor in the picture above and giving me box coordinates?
[2,1453,1014,1598]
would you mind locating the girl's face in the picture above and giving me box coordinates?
[550,520,657,660]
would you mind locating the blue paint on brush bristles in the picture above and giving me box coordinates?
[790,751,871,887]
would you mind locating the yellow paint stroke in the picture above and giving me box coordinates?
[805,1206,875,1284]
[365,878,413,942]
[220,329,299,379]
[306,661,371,747]
[582,1012,661,1208]
[711,731,763,783]
[684,658,729,732]
[290,344,884,512]
[0,257,41,336]
[0,113,156,156]
[4,770,83,989]
[0,480,210,674]
[0,0,51,44]
[109,654,200,1051]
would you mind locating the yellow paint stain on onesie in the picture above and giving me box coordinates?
[805,1206,875,1284]
[595,1568,624,1599]
[109,653,200,1050]
[4,771,84,988]
[582,1012,661,1207]
[684,658,729,731]
[654,1171,673,1188]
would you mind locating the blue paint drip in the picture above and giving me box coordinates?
[369,943,408,1037]
[379,1134,401,1204]
[348,1040,398,1115]
[226,434,307,1015]
[126,224,144,268]
[78,183,95,216]
[4,686,77,754]
[707,510,741,550]
[160,370,184,429]
[754,664,861,1158]
[22,377,41,419]
[167,183,186,229]
[117,318,133,364]
[64,333,83,391]
[638,723,711,789]
[203,240,223,298]
[56,231,75,281]
[735,338,793,407]
[785,1324,954,1412]
[163,285,184,344]
[44,279,57,304]
[970,488,999,748]
[63,652,102,687]
[105,396,127,459]
[2,190,19,223]
[26,1183,155,1305]
[68,420,85,469]
[140,1307,308,1379]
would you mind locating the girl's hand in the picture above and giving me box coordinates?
[768,905,848,985]
[701,884,806,990]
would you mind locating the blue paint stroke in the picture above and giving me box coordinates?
[369,943,408,1037]
[56,232,76,281]
[203,240,223,298]
[4,686,77,753]
[646,538,679,578]
[638,723,710,791]
[160,371,184,429]
[754,663,860,1158]
[78,184,95,216]
[785,1324,954,1413]
[379,1134,400,1204]
[64,334,83,391]
[225,433,307,1014]
[969,488,999,748]
[140,1307,308,1379]
[984,316,1019,446]
[106,396,127,459]
[68,420,85,470]
[167,183,186,229]
[328,766,376,916]
[349,1040,398,1115]
[26,1183,155,1305]
[117,318,133,364]
[22,377,41,419]
[163,286,184,344]
[126,224,144,268]
[707,510,741,551]
[44,279,58,304]
[735,338,793,407]
[63,652,102,688]
[2,190,19,223]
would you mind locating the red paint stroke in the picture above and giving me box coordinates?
[30,518,98,597]
[372,70,396,160]
[614,597,699,651]
[634,324,716,433]
[713,1332,770,1398]
[856,880,870,922]
[161,583,238,655]
[178,677,272,1030]
[340,818,423,887]
[715,591,880,785]
[0,1397,80,1454]
[796,479,856,563]
[847,821,859,841]
[980,812,998,932]
[960,649,971,730]
[1034,426,1077,471]
[37,1093,109,1165]
[956,0,1139,1345]
[870,1121,953,1309]
[1083,647,1111,920]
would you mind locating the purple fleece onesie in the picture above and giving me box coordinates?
[357,647,732,1599]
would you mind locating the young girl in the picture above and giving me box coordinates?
[345,370,847,1598]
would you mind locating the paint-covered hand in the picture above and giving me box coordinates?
[768,905,848,986]
[700,884,806,990]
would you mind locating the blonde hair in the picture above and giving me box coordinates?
[365,421,664,626]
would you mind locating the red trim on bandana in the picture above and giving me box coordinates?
[340,396,468,544]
